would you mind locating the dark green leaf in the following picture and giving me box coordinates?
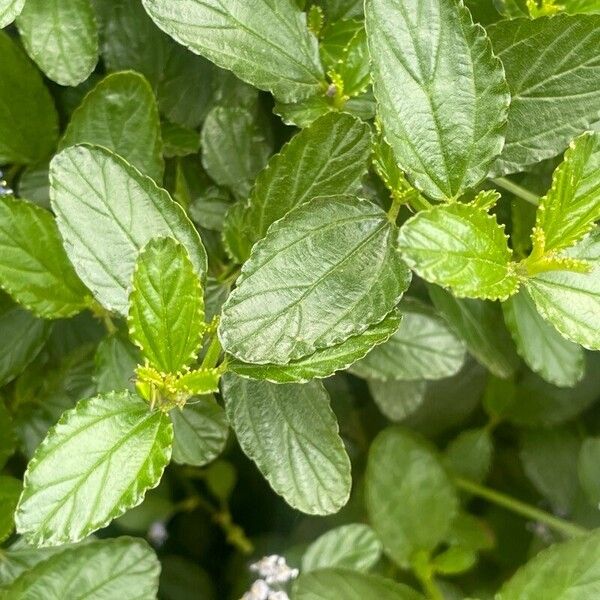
[0,398,16,469]
[161,121,201,158]
[444,428,493,483]
[578,437,600,507]
[0,476,21,542]
[368,379,427,422]
[94,334,140,393]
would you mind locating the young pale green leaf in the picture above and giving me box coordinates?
[60,71,164,181]
[294,569,424,600]
[398,204,520,300]
[170,397,228,467]
[222,375,351,515]
[0,399,16,469]
[228,310,401,384]
[0,0,24,27]
[526,229,600,350]
[302,524,383,573]
[15,391,173,546]
[533,131,600,254]
[128,237,204,374]
[0,476,22,542]
[49,145,207,315]
[350,300,466,381]
[366,427,458,568]
[578,437,600,507]
[488,15,600,176]
[1,538,160,600]
[223,111,372,263]
[503,288,584,387]
[497,530,600,600]
[0,197,90,318]
[173,368,221,396]
[0,31,58,165]
[16,0,98,87]
[94,334,140,393]
[141,0,325,102]
[366,0,509,200]
[220,195,411,365]
[369,379,427,423]
[444,428,493,483]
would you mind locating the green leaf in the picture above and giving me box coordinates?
[488,14,600,176]
[564,0,600,13]
[49,144,207,315]
[16,0,98,87]
[17,162,51,209]
[526,228,600,350]
[60,71,164,181]
[0,31,58,164]
[222,374,351,515]
[317,0,364,20]
[141,0,325,102]
[444,428,493,483]
[302,524,383,573]
[1,538,160,599]
[228,310,401,384]
[94,334,140,393]
[497,530,600,600]
[350,300,466,381]
[170,397,228,467]
[0,196,90,318]
[220,195,411,365]
[0,0,24,27]
[223,111,372,263]
[503,288,584,387]
[201,106,272,200]
[0,398,16,469]
[128,237,204,374]
[15,391,173,546]
[431,546,477,575]
[366,0,509,200]
[429,285,519,378]
[294,569,423,600]
[578,437,600,507]
[493,0,529,18]
[398,203,519,300]
[0,476,22,542]
[368,379,427,422]
[161,121,201,158]
[366,427,458,568]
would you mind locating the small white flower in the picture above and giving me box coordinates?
[241,579,270,600]
[268,591,290,600]
[250,555,299,585]
[147,521,168,547]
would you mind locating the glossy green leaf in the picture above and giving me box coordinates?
[366,427,458,568]
[222,375,351,515]
[488,15,600,176]
[369,379,427,422]
[94,334,140,393]
[17,0,99,87]
[170,397,228,467]
[0,31,58,165]
[1,538,160,599]
[15,391,173,546]
[0,0,24,27]
[220,195,411,365]
[141,0,325,102]
[0,476,21,542]
[0,196,90,318]
[302,524,383,573]
[223,111,372,262]
[350,300,466,381]
[128,237,204,374]
[526,228,600,350]
[444,428,493,483]
[366,0,509,200]
[0,399,16,469]
[578,437,600,507]
[49,145,207,315]
[398,203,519,300]
[503,288,584,387]
[60,71,164,181]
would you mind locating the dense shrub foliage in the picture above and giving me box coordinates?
[1,0,600,598]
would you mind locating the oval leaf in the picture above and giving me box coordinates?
[0,0,25,27]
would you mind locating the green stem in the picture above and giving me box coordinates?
[387,192,403,223]
[412,555,444,600]
[493,177,539,206]
[454,477,587,538]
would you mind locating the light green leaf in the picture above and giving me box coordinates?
[49,144,207,315]
[128,237,204,374]
[564,0,600,13]
[0,31,58,165]
[497,530,600,600]
[15,391,172,546]
[578,437,600,507]
[369,379,427,422]
[220,195,411,365]
[223,111,372,263]
[170,397,228,467]
[398,203,519,300]
[0,476,22,542]
[172,368,221,396]
[1,538,160,599]
[526,229,600,350]
[0,399,16,469]
[503,288,584,387]
[222,375,351,515]
[302,524,383,573]
[94,334,140,393]
[0,196,90,318]
[366,0,509,200]
[141,0,325,103]
[350,300,466,381]
[0,0,24,27]
[295,569,423,600]
[60,71,164,181]
[444,428,493,483]
[366,427,458,568]
[228,310,401,384]
[201,106,272,200]
[488,15,600,176]
[16,0,98,87]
